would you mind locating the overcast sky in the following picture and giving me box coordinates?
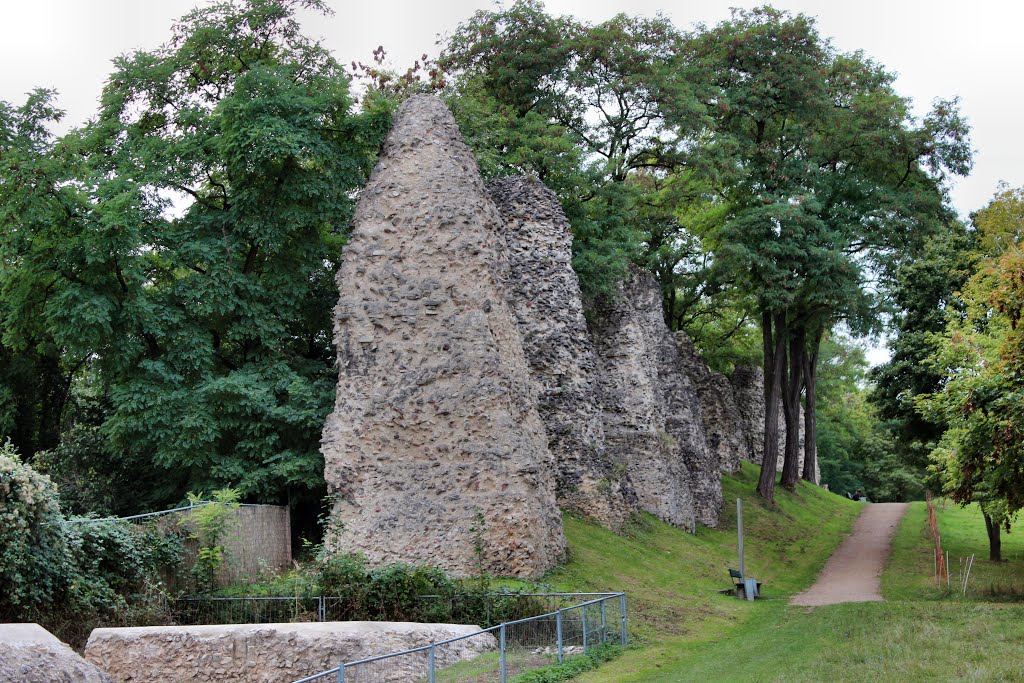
[2,0,1020,362]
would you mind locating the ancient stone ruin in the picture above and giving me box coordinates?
[675,332,746,474]
[320,95,829,577]
[730,365,767,465]
[487,176,634,530]
[0,623,111,683]
[319,95,565,578]
[590,270,722,530]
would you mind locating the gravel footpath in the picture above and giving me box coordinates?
[790,502,908,607]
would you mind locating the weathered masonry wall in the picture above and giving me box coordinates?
[675,331,746,475]
[487,176,634,530]
[591,270,722,530]
[320,96,565,577]
[0,623,112,683]
[85,622,494,683]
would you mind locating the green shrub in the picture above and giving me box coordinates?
[181,488,241,590]
[511,644,624,683]
[0,439,70,613]
[0,440,182,633]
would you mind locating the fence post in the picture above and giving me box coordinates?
[429,643,436,683]
[620,593,628,646]
[319,595,326,622]
[336,663,345,683]
[556,608,563,663]
[600,599,607,643]
[582,604,588,653]
[500,623,507,683]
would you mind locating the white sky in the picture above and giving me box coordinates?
[2,0,1020,364]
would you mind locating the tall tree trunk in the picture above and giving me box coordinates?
[983,511,1002,562]
[780,325,803,489]
[802,326,823,483]
[758,309,787,502]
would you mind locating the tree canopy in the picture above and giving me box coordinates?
[921,186,1024,559]
[0,0,975,522]
[0,0,390,516]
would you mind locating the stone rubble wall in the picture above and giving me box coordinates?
[730,366,767,465]
[319,94,833,571]
[319,95,565,578]
[0,623,112,683]
[729,366,819,483]
[591,270,722,530]
[84,622,494,683]
[487,176,635,530]
[674,332,746,474]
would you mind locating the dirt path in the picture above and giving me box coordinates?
[790,502,908,607]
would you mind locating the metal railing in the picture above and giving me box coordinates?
[167,591,618,627]
[63,500,270,525]
[290,592,628,683]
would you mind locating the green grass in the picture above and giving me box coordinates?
[885,500,1024,601]
[541,462,862,681]
[540,469,1024,682]
[631,601,1024,682]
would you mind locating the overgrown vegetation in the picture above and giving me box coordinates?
[511,644,624,683]
[182,488,241,590]
[0,441,181,645]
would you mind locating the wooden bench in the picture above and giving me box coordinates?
[728,569,762,598]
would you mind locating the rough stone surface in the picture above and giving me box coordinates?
[729,366,819,483]
[84,622,494,683]
[319,95,565,577]
[0,623,112,683]
[592,270,722,529]
[731,365,767,465]
[487,176,634,529]
[674,331,746,474]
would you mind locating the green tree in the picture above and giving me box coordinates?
[687,7,971,501]
[921,186,1024,561]
[814,335,922,501]
[440,1,703,302]
[869,222,976,479]
[0,0,390,516]
[0,91,89,460]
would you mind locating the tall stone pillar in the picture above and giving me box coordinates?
[320,96,565,577]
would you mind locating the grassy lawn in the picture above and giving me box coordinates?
[542,462,862,681]
[633,601,1024,682]
[884,499,1024,601]
[541,470,1024,682]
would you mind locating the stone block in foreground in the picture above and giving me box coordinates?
[0,623,111,683]
[84,622,495,683]
[320,95,565,577]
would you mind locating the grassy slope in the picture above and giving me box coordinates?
[541,462,862,681]
[560,482,1024,682]
[536,469,1024,682]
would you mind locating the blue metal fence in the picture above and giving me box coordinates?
[289,592,628,683]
